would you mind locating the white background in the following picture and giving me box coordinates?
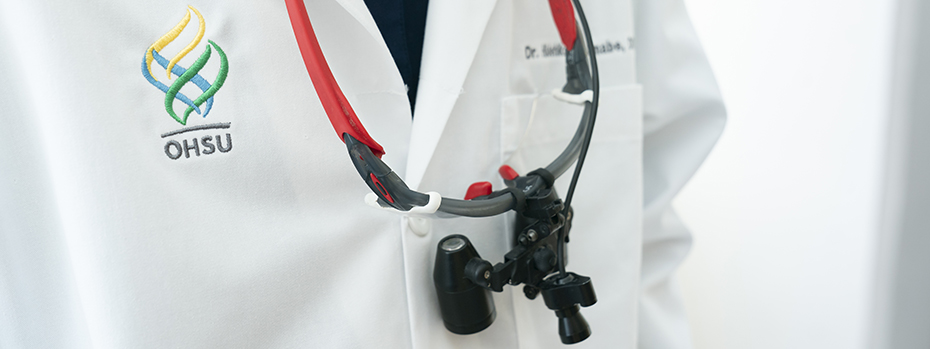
[673,0,897,348]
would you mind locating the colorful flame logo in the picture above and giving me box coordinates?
[142,5,228,125]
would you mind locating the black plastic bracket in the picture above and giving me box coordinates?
[562,36,593,95]
[344,133,429,211]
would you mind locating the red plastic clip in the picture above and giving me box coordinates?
[465,181,493,200]
[498,165,519,181]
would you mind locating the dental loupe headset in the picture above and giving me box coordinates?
[286,0,600,344]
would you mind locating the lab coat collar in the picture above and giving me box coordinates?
[405,0,499,190]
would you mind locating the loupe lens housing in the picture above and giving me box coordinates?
[540,272,597,344]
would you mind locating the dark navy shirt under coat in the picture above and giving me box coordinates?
[363,0,429,113]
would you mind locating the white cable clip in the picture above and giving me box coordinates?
[364,191,442,216]
[552,89,593,105]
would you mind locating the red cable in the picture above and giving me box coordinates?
[285,0,574,159]
[548,0,577,51]
[285,0,385,158]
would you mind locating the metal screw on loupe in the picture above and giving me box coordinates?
[527,229,538,242]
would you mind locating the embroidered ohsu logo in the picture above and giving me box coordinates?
[142,5,233,160]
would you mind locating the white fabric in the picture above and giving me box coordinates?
[0,0,724,348]
[636,0,727,347]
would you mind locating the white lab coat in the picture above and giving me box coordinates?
[0,0,724,348]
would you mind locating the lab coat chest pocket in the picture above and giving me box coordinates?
[500,85,643,177]
[500,84,645,348]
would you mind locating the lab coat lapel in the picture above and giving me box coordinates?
[320,0,412,173]
[332,0,384,44]
[405,0,499,190]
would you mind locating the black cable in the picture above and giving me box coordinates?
[558,0,599,276]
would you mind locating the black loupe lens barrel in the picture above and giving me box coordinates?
[556,304,591,344]
[433,235,496,334]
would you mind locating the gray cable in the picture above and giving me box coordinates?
[371,5,596,218]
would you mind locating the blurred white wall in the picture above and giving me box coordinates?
[673,1,896,348]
